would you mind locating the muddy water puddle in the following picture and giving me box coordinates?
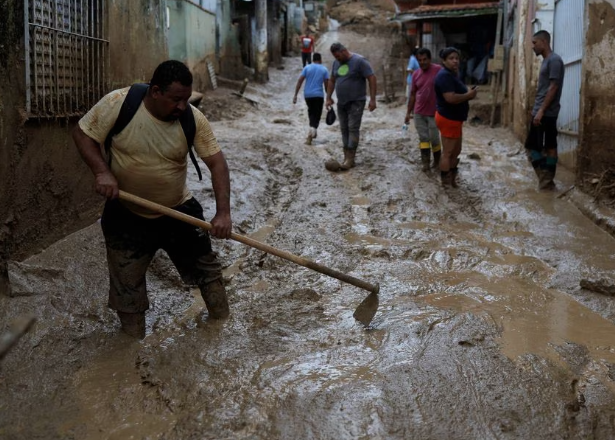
[420,283,615,365]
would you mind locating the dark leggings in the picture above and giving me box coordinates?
[305,97,324,129]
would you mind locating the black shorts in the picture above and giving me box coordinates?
[100,198,221,313]
[525,116,558,151]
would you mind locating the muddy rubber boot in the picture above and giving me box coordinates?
[432,150,441,169]
[117,311,146,339]
[450,167,459,188]
[312,127,318,139]
[538,169,555,190]
[420,149,431,171]
[441,171,451,187]
[325,159,342,171]
[201,278,230,319]
[340,149,356,170]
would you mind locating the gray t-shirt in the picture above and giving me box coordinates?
[331,54,374,105]
[532,52,565,117]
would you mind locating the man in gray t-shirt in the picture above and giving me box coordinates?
[525,30,565,190]
[325,42,377,171]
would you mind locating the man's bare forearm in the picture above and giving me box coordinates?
[326,79,335,100]
[539,83,559,114]
[368,75,377,100]
[207,152,231,216]
[407,93,416,114]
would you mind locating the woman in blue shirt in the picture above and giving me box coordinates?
[434,47,478,187]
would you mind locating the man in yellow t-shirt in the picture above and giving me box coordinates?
[73,60,232,339]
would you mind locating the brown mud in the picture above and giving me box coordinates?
[1,28,615,439]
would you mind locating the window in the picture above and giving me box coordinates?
[25,0,108,118]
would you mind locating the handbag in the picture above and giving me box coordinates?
[325,107,336,126]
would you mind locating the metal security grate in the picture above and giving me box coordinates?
[25,0,108,118]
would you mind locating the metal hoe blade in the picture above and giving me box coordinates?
[353,290,379,327]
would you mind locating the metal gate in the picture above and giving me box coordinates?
[24,0,108,118]
[553,0,584,169]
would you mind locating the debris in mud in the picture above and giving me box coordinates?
[198,86,256,122]
[7,261,67,297]
[0,315,36,360]
[579,278,615,296]
[467,153,482,160]
[325,159,342,172]
[272,118,292,125]
[328,0,394,26]
[458,335,485,347]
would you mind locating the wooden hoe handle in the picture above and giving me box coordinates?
[119,191,380,294]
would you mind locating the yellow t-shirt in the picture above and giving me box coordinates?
[78,87,221,217]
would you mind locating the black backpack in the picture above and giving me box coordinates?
[103,83,203,180]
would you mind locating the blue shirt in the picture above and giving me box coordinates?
[434,67,469,121]
[301,63,329,98]
[407,55,419,85]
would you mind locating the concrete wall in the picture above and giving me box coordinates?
[0,0,29,262]
[506,0,534,140]
[217,0,245,79]
[167,0,216,90]
[108,1,169,88]
[577,0,615,183]
[0,0,168,260]
[268,0,282,66]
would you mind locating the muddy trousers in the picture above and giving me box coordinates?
[337,100,365,152]
[414,114,441,151]
[305,97,324,129]
[101,198,223,314]
[414,114,441,169]
[525,116,558,184]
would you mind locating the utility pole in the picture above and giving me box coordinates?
[255,0,269,82]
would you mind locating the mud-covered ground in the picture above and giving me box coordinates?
[2,29,615,439]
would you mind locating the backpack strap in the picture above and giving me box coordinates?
[104,83,149,160]
[179,105,203,181]
[104,83,203,181]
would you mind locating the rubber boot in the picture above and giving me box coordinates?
[432,150,441,169]
[538,169,556,190]
[117,311,146,339]
[312,127,318,139]
[340,149,356,170]
[200,278,230,319]
[450,167,459,188]
[441,171,451,187]
[420,149,431,171]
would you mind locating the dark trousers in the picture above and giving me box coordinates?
[525,116,558,152]
[525,116,558,172]
[301,52,312,67]
[101,198,222,313]
[305,97,324,129]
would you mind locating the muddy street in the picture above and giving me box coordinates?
[2,29,615,439]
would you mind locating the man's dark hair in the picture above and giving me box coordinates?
[533,30,551,43]
[313,52,322,62]
[417,48,432,59]
[149,60,193,92]
[439,47,460,60]
[330,42,346,53]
